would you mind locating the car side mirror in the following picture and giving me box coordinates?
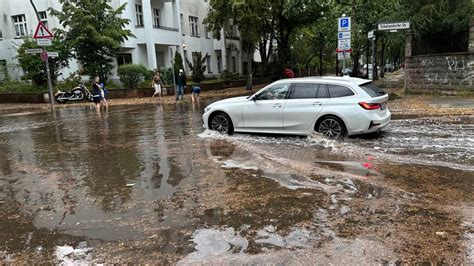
[250,95,258,101]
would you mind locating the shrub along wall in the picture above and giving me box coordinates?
[0,78,271,103]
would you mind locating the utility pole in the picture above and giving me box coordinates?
[30,0,55,111]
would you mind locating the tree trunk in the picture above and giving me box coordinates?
[319,32,323,76]
[246,49,253,90]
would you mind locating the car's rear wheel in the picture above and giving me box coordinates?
[210,112,234,135]
[316,116,346,139]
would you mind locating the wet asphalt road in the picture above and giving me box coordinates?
[0,101,472,264]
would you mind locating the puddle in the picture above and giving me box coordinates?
[0,103,472,263]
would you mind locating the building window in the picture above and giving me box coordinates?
[135,4,144,27]
[39,11,48,28]
[217,55,222,73]
[153,8,160,28]
[204,26,210,39]
[188,16,199,37]
[232,56,237,73]
[180,13,184,35]
[206,56,212,73]
[117,53,133,66]
[12,15,28,38]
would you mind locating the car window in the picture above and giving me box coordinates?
[291,83,319,99]
[257,83,290,100]
[360,82,386,97]
[327,84,354,98]
[316,84,329,98]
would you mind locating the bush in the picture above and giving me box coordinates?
[117,64,149,89]
[220,70,238,81]
[159,67,174,86]
[60,71,83,90]
[0,80,46,93]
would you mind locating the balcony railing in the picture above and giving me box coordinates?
[153,25,179,32]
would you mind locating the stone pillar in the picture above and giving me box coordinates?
[143,0,157,69]
[469,18,474,53]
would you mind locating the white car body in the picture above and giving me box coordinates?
[203,77,391,137]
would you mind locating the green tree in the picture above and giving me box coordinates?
[49,0,134,81]
[206,0,272,89]
[16,36,71,85]
[186,52,208,83]
[173,51,184,78]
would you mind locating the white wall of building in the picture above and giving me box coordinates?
[0,0,243,82]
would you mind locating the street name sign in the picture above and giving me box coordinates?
[47,52,59,58]
[33,22,53,39]
[338,17,351,32]
[25,48,43,54]
[378,21,410,31]
[338,32,351,40]
[37,38,52,46]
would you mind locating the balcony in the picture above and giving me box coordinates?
[153,25,179,32]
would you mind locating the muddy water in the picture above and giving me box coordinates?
[0,103,472,264]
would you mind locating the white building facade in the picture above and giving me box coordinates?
[0,0,243,81]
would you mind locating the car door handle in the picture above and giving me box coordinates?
[313,102,323,106]
[273,103,282,108]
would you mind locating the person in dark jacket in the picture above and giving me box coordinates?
[92,76,102,111]
[176,69,186,102]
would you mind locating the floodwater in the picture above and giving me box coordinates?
[0,101,472,264]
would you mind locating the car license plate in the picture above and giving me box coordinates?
[380,103,386,110]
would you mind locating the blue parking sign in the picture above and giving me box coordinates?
[338,17,351,31]
[340,18,348,27]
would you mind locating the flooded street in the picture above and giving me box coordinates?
[0,101,472,264]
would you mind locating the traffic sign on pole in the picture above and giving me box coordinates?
[33,22,53,39]
[37,39,52,46]
[337,39,351,51]
[378,21,410,31]
[338,32,351,40]
[368,30,375,39]
[47,52,59,58]
[25,48,43,54]
[40,51,49,62]
[338,17,351,32]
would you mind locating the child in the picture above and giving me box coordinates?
[152,71,164,102]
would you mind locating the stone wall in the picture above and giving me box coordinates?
[405,52,474,94]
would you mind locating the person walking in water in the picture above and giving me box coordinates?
[152,71,164,103]
[92,76,103,112]
[176,69,186,102]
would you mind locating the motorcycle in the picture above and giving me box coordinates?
[55,84,94,104]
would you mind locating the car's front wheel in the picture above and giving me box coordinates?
[210,112,234,135]
[316,116,346,139]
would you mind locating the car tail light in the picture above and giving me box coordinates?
[359,102,381,110]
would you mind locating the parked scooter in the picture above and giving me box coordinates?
[55,84,93,104]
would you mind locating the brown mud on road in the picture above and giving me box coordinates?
[0,93,472,264]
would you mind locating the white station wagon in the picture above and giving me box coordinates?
[203,77,390,139]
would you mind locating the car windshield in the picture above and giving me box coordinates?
[360,82,386,97]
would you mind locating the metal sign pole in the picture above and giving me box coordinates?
[30,0,54,111]
[371,37,375,81]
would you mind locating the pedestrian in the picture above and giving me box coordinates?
[92,76,103,112]
[176,69,186,102]
[151,71,164,103]
[191,83,201,103]
[99,81,108,110]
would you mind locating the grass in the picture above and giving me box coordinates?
[0,80,47,94]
